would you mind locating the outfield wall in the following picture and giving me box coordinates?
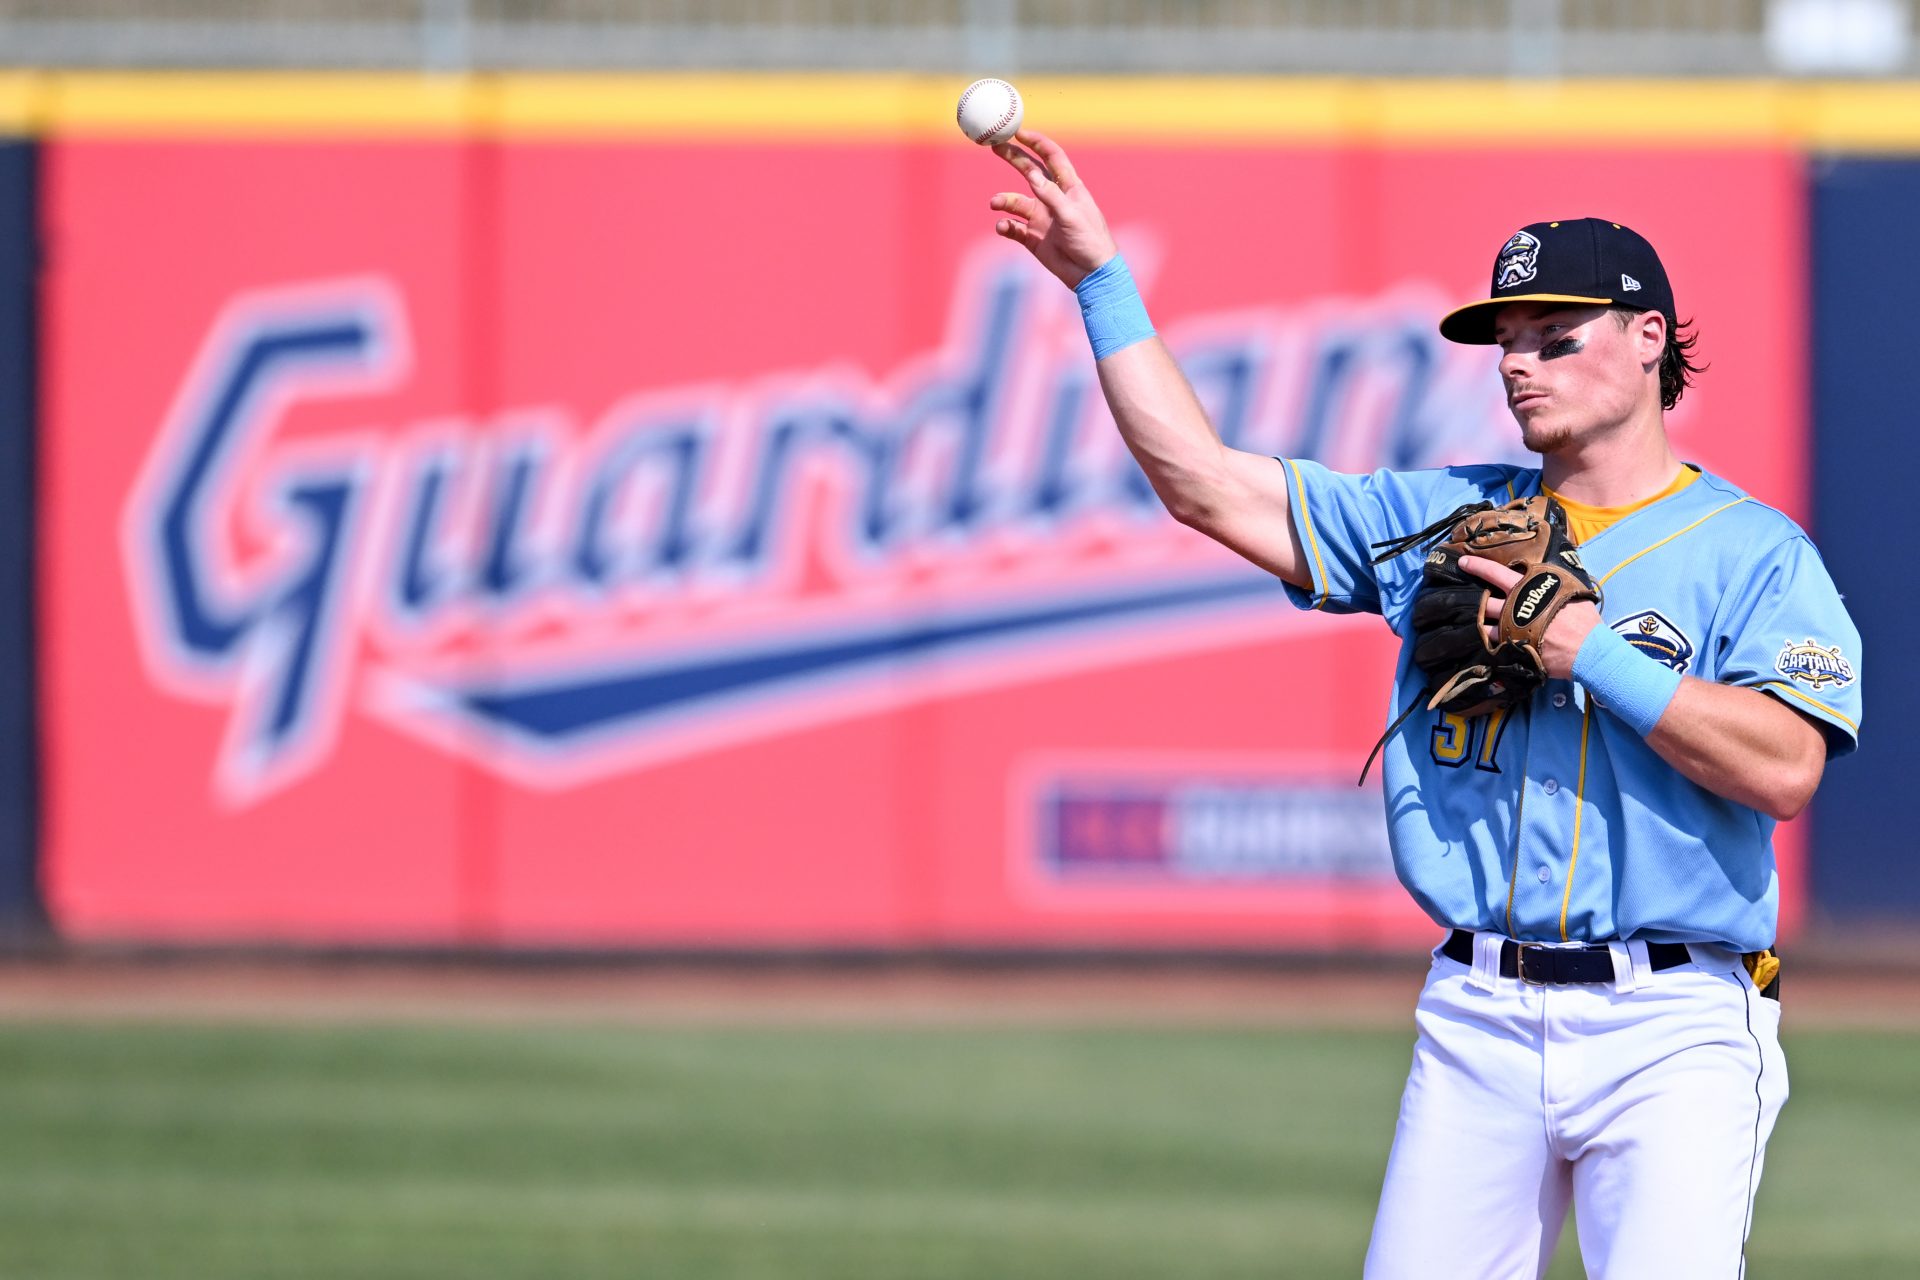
[0,76,1898,947]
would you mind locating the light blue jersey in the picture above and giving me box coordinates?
[1281,459,1862,951]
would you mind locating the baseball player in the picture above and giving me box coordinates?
[983,130,1862,1277]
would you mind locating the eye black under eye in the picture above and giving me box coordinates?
[1541,337,1584,360]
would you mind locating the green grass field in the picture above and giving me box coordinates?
[0,1019,1915,1278]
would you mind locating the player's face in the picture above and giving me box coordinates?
[1492,304,1656,454]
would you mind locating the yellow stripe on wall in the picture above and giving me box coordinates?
[7,71,1920,149]
[1362,78,1798,143]
[0,74,46,132]
[0,72,482,135]
[497,74,954,140]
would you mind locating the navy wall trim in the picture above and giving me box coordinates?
[1809,157,1908,923]
[0,140,38,938]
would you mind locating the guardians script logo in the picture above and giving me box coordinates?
[122,253,1508,804]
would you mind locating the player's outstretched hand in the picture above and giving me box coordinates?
[989,130,1118,290]
[1458,554,1603,681]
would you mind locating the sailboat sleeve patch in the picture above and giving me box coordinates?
[1611,609,1694,673]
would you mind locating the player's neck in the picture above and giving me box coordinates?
[1538,412,1681,509]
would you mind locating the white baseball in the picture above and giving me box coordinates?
[956,78,1023,146]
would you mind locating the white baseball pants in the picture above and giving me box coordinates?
[1363,936,1787,1280]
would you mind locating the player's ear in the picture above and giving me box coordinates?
[1632,310,1667,370]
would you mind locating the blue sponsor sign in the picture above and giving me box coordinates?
[1041,778,1393,881]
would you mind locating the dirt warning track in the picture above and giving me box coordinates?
[0,956,1915,1031]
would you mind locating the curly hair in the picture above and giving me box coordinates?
[1612,307,1704,410]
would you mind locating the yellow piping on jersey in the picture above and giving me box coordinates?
[1559,702,1594,942]
[1760,680,1860,733]
[1287,459,1333,610]
[1503,779,1528,937]
[1489,477,1528,936]
[1597,498,1751,587]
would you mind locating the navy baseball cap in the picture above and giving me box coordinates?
[1439,218,1676,345]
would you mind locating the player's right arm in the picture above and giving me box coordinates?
[1089,339,1310,585]
[989,131,1311,589]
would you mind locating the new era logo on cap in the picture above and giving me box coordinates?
[1438,218,1677,345]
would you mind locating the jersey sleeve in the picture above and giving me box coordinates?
[1714,534,1863,757]
[1278,459,1518,619]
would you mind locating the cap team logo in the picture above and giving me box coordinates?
[1775,638,1855,690]
[1494,230,1542,290]
[1611,610,1694,672]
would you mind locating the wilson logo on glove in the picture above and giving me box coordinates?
[1512,573,1561,625]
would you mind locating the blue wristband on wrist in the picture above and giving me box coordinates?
[1075,254,1156,361]
[1572,623,1683,737]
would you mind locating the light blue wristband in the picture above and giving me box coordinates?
[1074,254,1156,361]
[1572,623,1683,737]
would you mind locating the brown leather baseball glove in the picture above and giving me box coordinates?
[1359,495,1601,782]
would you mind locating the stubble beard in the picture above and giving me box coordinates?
[1518,415,1573,455]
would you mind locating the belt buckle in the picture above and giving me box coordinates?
[1516,943,1554,986]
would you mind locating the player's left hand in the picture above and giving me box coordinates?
[1458,554,1603,681]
